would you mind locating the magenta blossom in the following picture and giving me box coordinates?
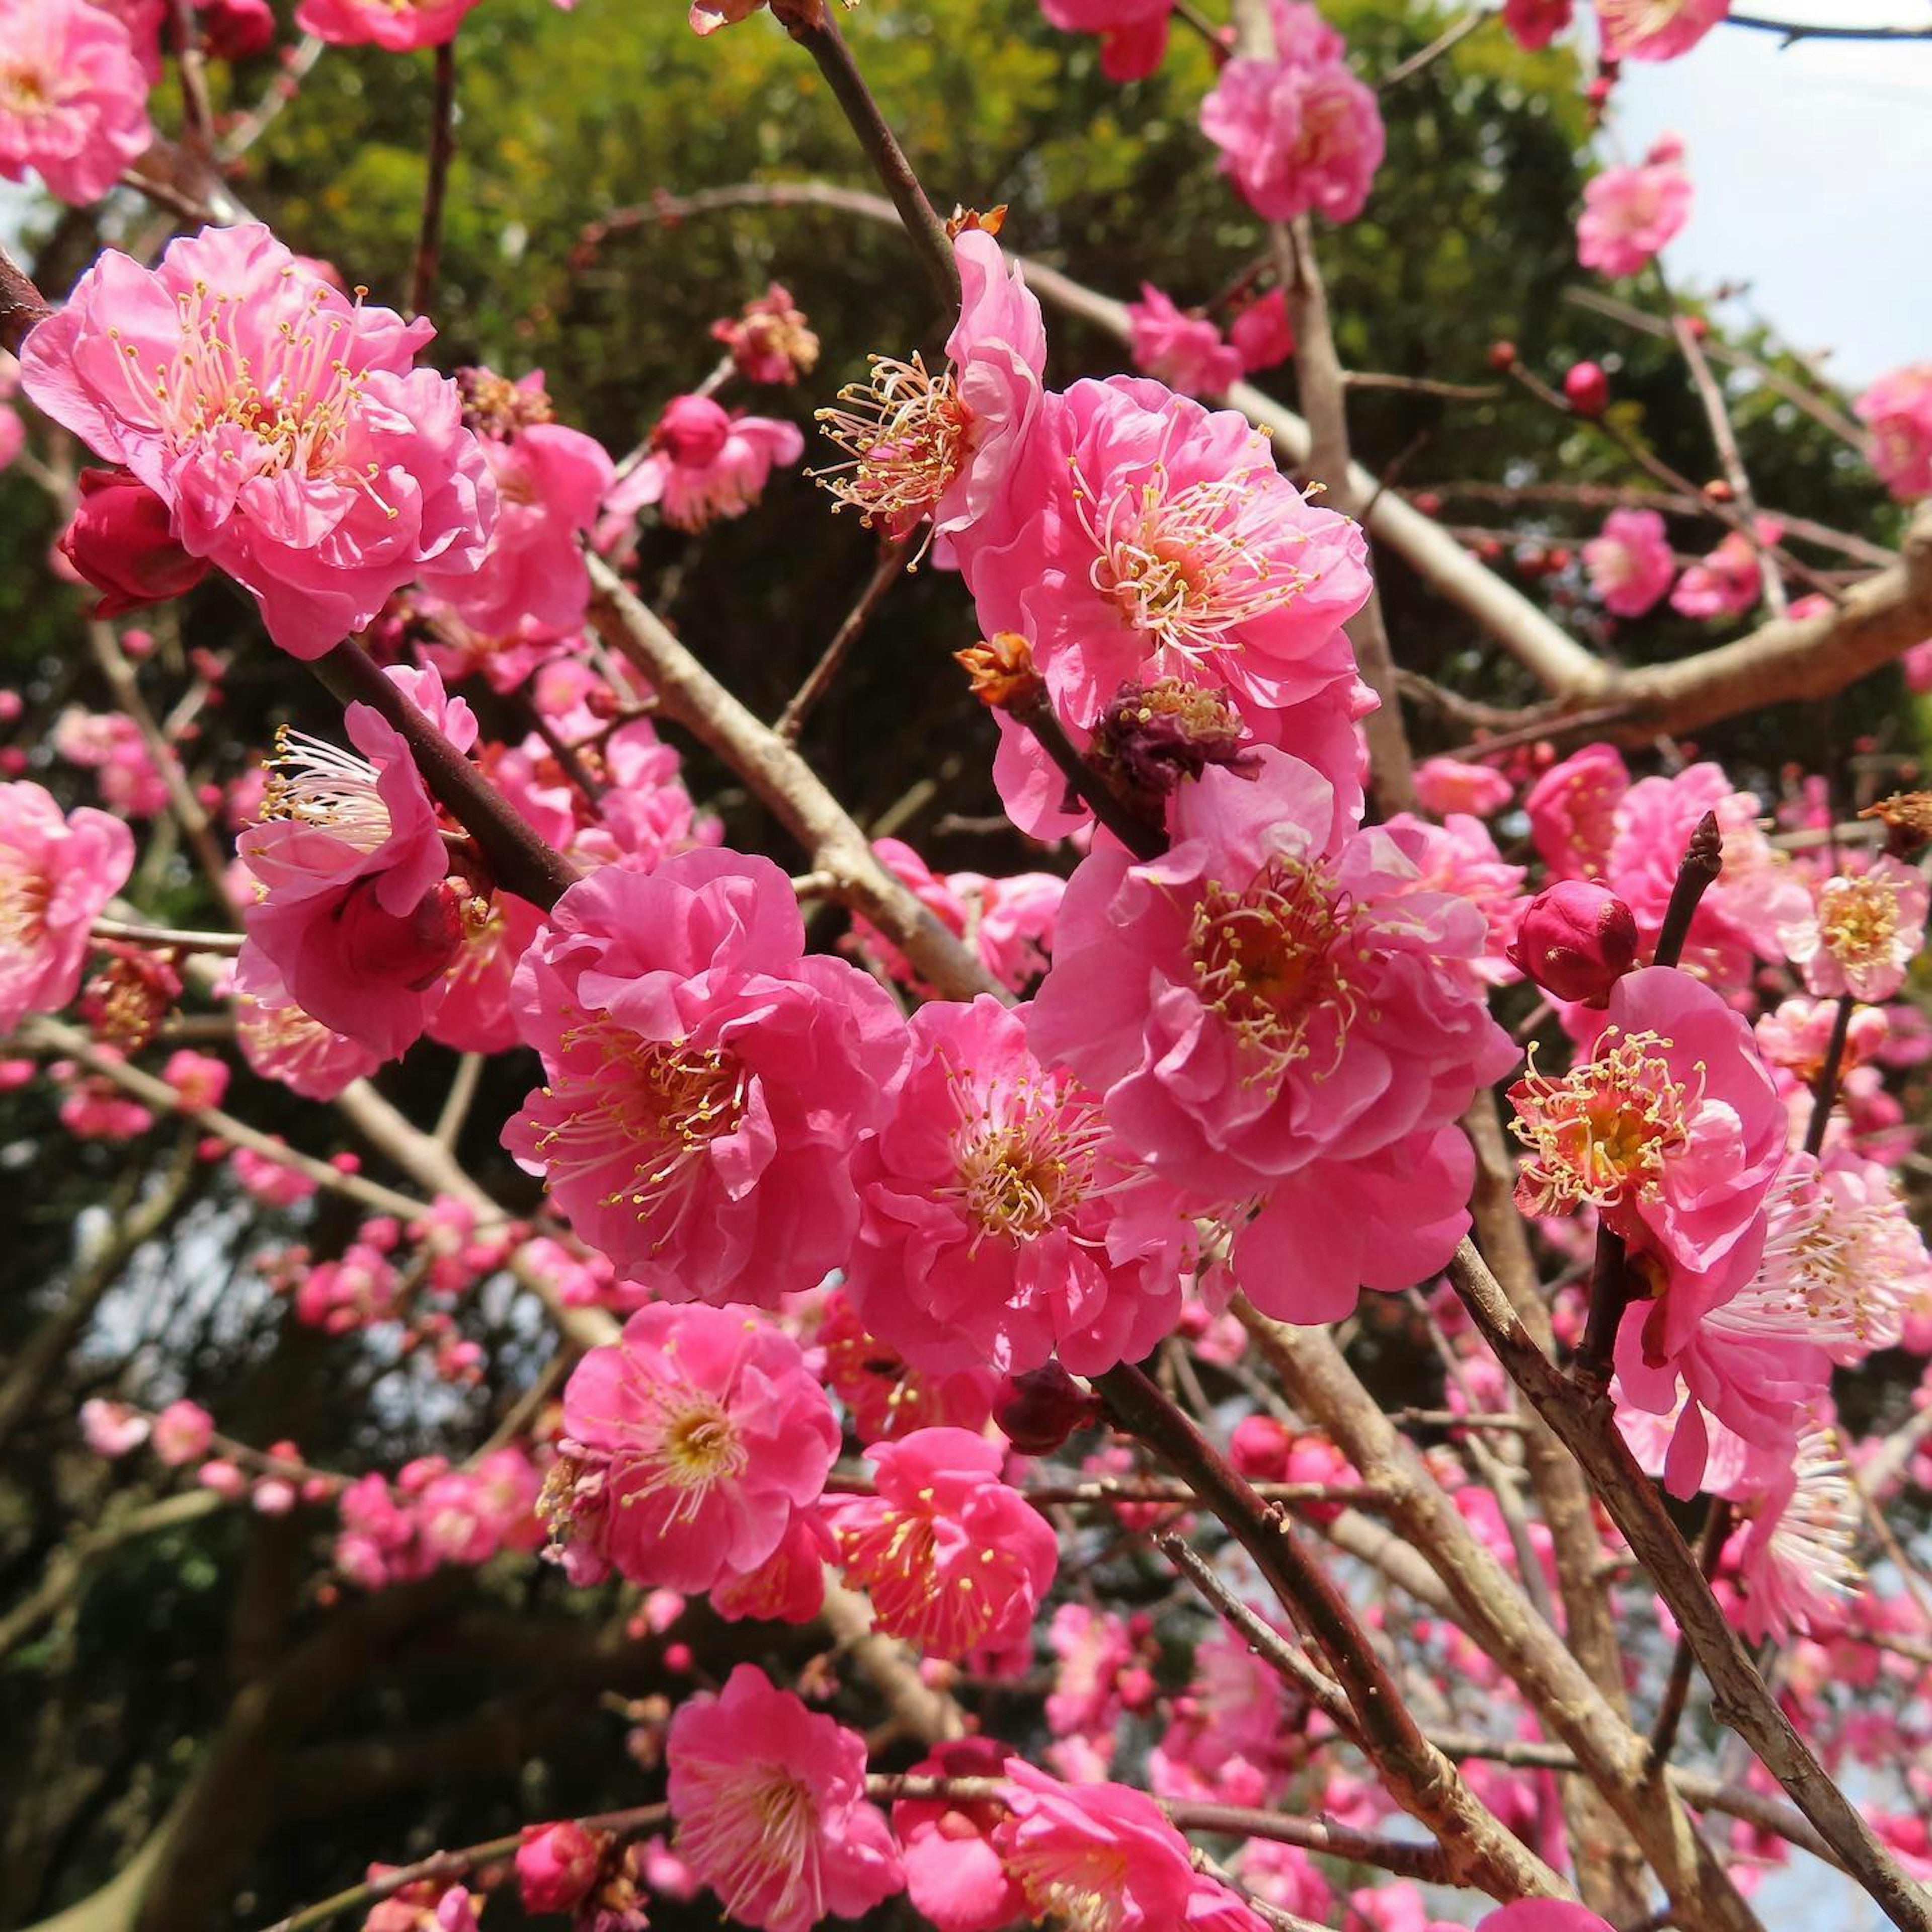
[1595,0,1729,60]
[1230,289,1296,371]
[234,960,386,1100]
[541,1302,838,1592]
[0,0,153,207]
[1508,881,1640,1007]
[1670,521,1777,620]
[666,1665,903,1932]
[293,0,483,49]
[22,224,495,659]
[1857,363,1932,501]
[846,995,1199,1376]
[1127,286,1242,398]
[711,283,819,386]
[1582,507,1676,617]
[1577,142,1693,278]
[1037,0,1174,80]
[59,466,213,618]
[1199,3,1384,225]
[1501,0,1573,48]
[602,393,802,537]
[503,851,906,1302]
[1525,742,1629,880]
[1479,1906,1616,1932]
[0,780,135,1033]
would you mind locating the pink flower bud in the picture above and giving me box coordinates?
[651,393,733,468]
[1228,1413,1293,1480]
[1505,880,1640,1007]
[58,468,211,619]
[516,1820,608,1914]
[198,1458,248,1497]
[1564,361,1610,417]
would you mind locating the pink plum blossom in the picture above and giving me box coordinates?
[59,467,212,617]
[1780,856,1929,1003]
[1480,1907,1616,1932]
[711,283,819,386]
[829,1426,1057,1659]
[151,1399,215,1466]
[601,393,802,537]
[819,1289,999,1444]
[1722,1424,1861,1643]
[1127,286,1242,398]
[539,1302,838,1592]
[1525,742,1629,880]
[1582,508,1676,617]
[1413,755,1513,819]
[516,1822,606,1916]
[845,838,1062,995]
[1230,289,1295,371]
[1670,522,1777,620]
[236,665,481,1059]
[1502,0,1574,48]
[1857,363,1932,500]
[891,1738,1024,1932]
[1577,143,1693,279]
[81,1398,149,1458]
[845,995,1199,1376]
[21,224,495,659]
[666,1664,903,1932]
[1507,881,1640,1007]
[1199,3,1384,225]
[503,852,905,1302]
[1037,0,1175,80]
[235,963,386,1099]
[293,0,483,49]
[0,779,135,1033]
[1595,0,1729,60]
[1030,748,1515,1320]
[0,0,153,207]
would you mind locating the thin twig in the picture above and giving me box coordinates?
[1803,992,1856,1159]
[409,40,459,319]
[776,531,914,742]
[1379,9,1486,87]
[1724,11,1932,41]
[1648,1499,1733,1767]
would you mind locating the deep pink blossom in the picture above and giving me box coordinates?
[293,0,482,49]
[709,1509,834,1625]
[21,224,495,659]
[666,1664,903,1932]
[236,665,481,1059]
[1479,1907,1616,1932]
[1508,881,1639,1007]
[0,0,153,206]
[1595,0,1729,60]
[1857,363,1932,500]
[1670,521,1777,620]
[711,283,819,386]
[516,1822,606,1916]
[1127,287,1242,398]
[601,393,801,537]
[846,995,1198,1376]
[540,1302,838,1592]
[59,466,212,617]
[819,1288,1000,1444]
[1413,756,1513,819]
[503,852,906,1302]
[830,1426,1057,1658]
[1525,743,1629,879]
[891,1738,1024,1932]
[151,1399,215,1466]
[1582,508,1676,617]
[234,961,386,1099]
[1038,0,1174,80]
[1501,0,1573,48]
[1230,289,1295,371]
[1199,4,1384,225]
[1577,143,1692,278]
[0,780,135,1033]
[847,838,1061,995]
[200,0,277,60]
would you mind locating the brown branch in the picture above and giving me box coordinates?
[408,40,459,320]
[1649,1500,1734,1768]
[776,531,915,743]
[1803,992,1856,1158]
[1378,9,1488,87]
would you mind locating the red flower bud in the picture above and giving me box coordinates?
[994,1362,1100,1456]
[1229,1413,1293,1481]
[1564,361,1610,417]
[1506,880,1640,1007]
[1487,340,1519,372]
[59,468,210,618]
[199,0,276,60]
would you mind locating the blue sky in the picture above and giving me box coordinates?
[1607,2,1932,385]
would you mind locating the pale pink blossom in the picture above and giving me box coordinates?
[891,1738,1024,1932]
[1582,507,1676,617]
[53,707,169,817]
[1199,3,1384,225]
[162,1048,230,1111]
[1413,755,1513,818]
[1595,0,1729,60]
[1723,1424,1862,1643]
[995,1760,1267,1932]
[21,224,495,659]
[150,1399,214,1465]
[1780,856,1929,1003]
[830,1426,1057,1658]
[80,1397,149,1457]
[503,852,905,1302]
[539,1302,838,1592]
[1046,1602,1134,1737]
[1577,143,1692,278]
[1858,363,1932,500]
[1501,0,1573,48]
[1670,520,1779,620]
[236,665,481,1059]
[1127,286,1242,398]
[293,0,482,49]
[0,0,153,206]
[0,779,135,1033]
[601,393,802,537]
[1038,0,1175,80]
[846,995,1198,1376]
[0,406,22,473]
[666,1664,903,1932]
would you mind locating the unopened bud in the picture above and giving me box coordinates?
[1506,880,1640,1007]
[994,1362,1100,1455]
[1564,361,1609,417]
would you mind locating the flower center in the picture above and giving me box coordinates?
[1006,1846,1131,1932]
[1816,873,1902,975]
[674,1763,824,1930]
[1508,1029,1696,1218]
[0,66,51,114]
[1189,856,1360,1086]
[0,861,51,952]
[944,1062,1114,1250]
[815,352,974,537]
[658,1402,744,1490]
[261,726,394,850]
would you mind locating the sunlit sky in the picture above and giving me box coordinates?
[1606,2,1932,385]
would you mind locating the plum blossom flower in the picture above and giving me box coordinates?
[1781,857,1929,1003]
[1413,756,1513,819]
[1670,521,1777,620]
[845,838,1062,995]
[20,224,495,660]
[235,962,386,1099]
[1525,742,1629,880]
[818,228,1047,567]
[1030,749,1515,1320]
[151,1399,215,1465]
[293,0,482,49]
[1199,3,1384,226]
[1501,0,1574,48]
[891,1738,1024,1932]
[539,1303,839,1592]
[1038,0,1175,80]
[819,1289,999,1444]
[666,1664,903,1932]
[1595,0,1729,61]
[81,1397,149,1457]
[236,665,483,1060]
[1577,141,1692,279]
[1230,289,1295,372]
[1721,1423,1862,1643]
[601,393,802,537]
[829,1426,1058,1659]
[1479,1907,1617,1932]
[0,780,135,1033]
[711,283,819,386]
[1582,508,1676,617]
[503,852,906,1302]
[0,0,153,207]
[995,1760,1267,1932]
[1857,363,1932,500]
[846,995,1199,1376]
[1127,287,1242,397]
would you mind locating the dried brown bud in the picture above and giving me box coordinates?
[946,204,1008,238]
[1861,791,1932,857]
[954,630,1044,709]
[1087,677,1256,809]
[456,367,553,440]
